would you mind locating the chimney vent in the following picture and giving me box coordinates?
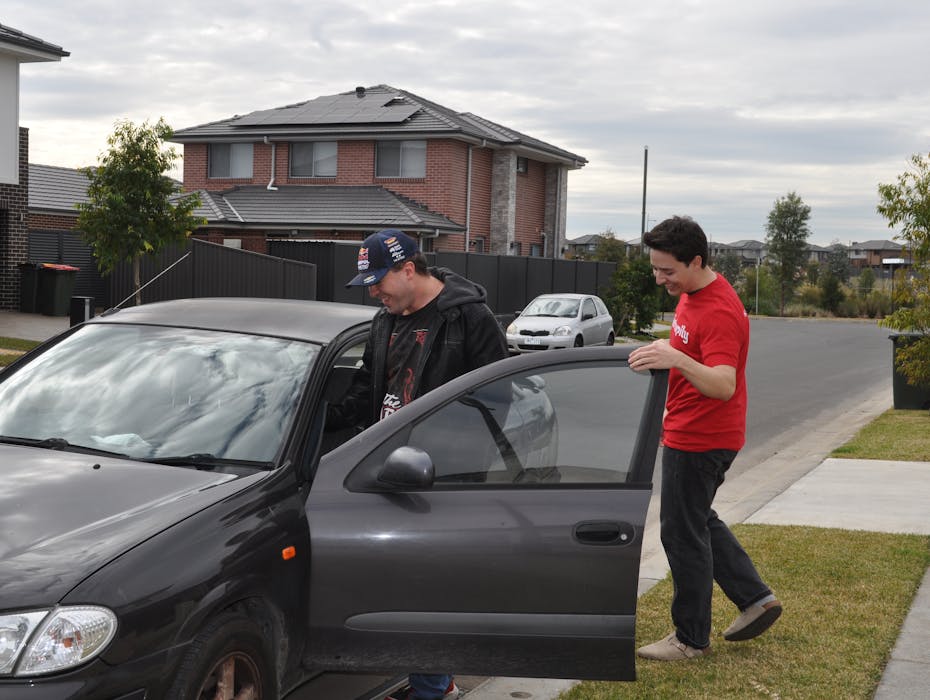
[355,86,366,98]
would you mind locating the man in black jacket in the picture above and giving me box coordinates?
[331,228,507,700]
[332,228,507,431]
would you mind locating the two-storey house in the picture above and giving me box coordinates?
[0,23,68,310]
[171,85,586,258]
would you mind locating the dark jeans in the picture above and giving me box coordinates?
[660,446,772,649]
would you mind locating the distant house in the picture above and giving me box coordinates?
[564,234,604,259]
[848,240,907,271]
[0,23,68,310]
[170,85,587,258]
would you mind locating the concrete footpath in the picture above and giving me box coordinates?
[2,311,928,699]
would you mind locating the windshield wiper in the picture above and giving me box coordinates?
[0,435,130,459]
[140,453,274,470]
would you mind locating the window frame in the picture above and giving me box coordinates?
[376,140,427,178]
[208,142,254,179]
[289,141,338,178]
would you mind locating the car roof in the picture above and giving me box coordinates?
[86,298,377,344]
[532,293,593,300]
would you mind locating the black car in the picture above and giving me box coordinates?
[0,297,666,699]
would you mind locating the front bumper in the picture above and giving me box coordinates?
[506,335,574,353]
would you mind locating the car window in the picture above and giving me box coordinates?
[0,324,319,464]
[401,361,651,485]
[582,298,597,318]
[594,297,609,316]
[522,297,580,318]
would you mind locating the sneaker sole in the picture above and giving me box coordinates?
[724,603,782,641]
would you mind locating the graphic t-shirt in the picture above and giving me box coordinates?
[380,299,439,421]
[662,274,749,452]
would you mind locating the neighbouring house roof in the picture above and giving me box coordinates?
[0,24,69,61]
[28,163,89,213]
[171,85,587,168]
[566,234,603,246]
[728,239,766,250]
[849,240,902,250]
[179,185,465,234]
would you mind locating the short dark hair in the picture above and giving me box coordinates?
[391,251,429,275]
[643,216,709,268]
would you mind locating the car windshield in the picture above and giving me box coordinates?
[522,297,580,318]
[0,323,318,465]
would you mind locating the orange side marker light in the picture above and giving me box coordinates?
[281,546,296,561]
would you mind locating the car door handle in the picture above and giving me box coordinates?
[573,521,636,546]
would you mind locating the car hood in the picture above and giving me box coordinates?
[510,316,576,332]
[0,444,262,607]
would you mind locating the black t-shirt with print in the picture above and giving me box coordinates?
[380,298,439,420]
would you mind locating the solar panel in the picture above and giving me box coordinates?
[234,93,418,126]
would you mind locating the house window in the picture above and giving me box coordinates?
[419,235,433,253]
[290,142,337,177]
[513,242,522,256]
[470,239,485,253]
[516,156,528,174]
[530,244,542,257]
[376,140,426,178]
[209,143,253,179]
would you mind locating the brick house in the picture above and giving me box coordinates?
[170,85,587,258]
[0,24,68,310]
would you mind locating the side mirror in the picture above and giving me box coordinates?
[582,313,594,321]
[377,446,435,490]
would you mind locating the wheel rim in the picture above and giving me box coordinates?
[196,651,262,700]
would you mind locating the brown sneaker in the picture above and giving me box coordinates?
[723,600,783,641]
[636,632,708,660]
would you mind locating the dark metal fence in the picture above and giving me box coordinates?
[107,239,317,308]
[268,240,617,317]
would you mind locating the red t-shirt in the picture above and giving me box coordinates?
[662,274,749,452]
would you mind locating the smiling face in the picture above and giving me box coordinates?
[649,249,705,297]
[367,262,416,315]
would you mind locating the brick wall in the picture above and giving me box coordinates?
[515,159,546,254]
[0,128,29,310]
[28,212,78,230]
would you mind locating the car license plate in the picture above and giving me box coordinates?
[526,337,542,345]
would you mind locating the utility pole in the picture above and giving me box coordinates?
[641,146,648,237]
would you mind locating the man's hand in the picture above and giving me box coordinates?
[629,339,736,401]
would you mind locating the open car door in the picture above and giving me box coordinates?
[306,346,667,681]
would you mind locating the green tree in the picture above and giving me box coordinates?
[602,255,660,334]
[714,251,743,285]
[857,267,876,297]
[819,272,844,314]
[738,264,779,316]
[877,152,930,389]
[804,260,821,285]
[765,191,812,315]
[591,228,628,263]
[826,243,851,282]
[77,118,203,305]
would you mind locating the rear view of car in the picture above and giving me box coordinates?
[506,293,614,353]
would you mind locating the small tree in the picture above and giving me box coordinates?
[826,242,851,282]
[714,251,743,285]
[877,152,930,390]
[77,118,203,305]
[765,191,812,315]
[857,267,876,297]
[602,255,660,335]
[591,228,628,263]
[819,272,844,314]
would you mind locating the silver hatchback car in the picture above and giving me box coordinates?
[506,293,615,353]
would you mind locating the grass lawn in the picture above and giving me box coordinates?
[831,409,930,461]
[563,526,929,700]
[0,336,40,369]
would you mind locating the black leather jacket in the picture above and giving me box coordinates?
[331,267,508,429]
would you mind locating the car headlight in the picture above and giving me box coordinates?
[506,323,517,335]
[0,606,117,677]
[553,326,573,336]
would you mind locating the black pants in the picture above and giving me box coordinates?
[660,446,772,649]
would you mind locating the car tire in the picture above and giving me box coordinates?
[606,332,615,346]
[573,336,584,347]
[166,611,277,700]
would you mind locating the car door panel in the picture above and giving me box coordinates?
[306,347,666,682]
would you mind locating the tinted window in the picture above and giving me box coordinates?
[583,298,597,318]
[405,363,650,485]
[208,143,253,178]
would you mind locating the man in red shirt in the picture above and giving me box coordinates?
[629,216,782,661]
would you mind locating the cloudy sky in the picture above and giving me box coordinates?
[8,0,930,246]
